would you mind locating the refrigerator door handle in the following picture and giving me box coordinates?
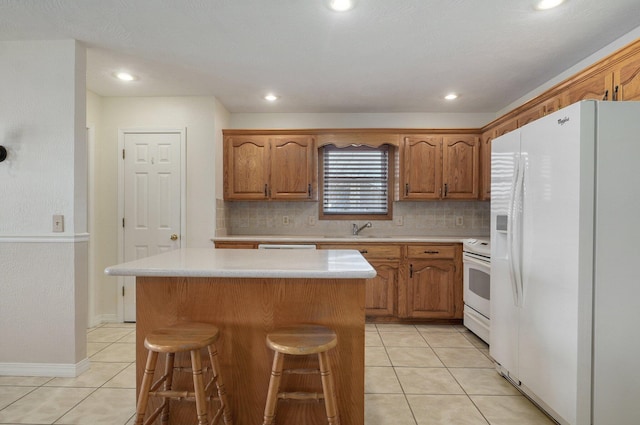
[507,157,521,306]
[512,159,525,306]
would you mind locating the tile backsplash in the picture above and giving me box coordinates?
[217,199,489,237]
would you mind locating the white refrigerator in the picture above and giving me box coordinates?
[490,100,640,425]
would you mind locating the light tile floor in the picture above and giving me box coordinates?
[0,322,555,424]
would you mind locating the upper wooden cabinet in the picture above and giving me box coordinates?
[225,135,270,200]
[270,136,316,200]
[562,71,613,105]
[224,135,316,201]
[480,129,493,201]
[540,96,561,116]
[613,54,640,101]
[442,135,480,199]
[516,107,544,128]
[400,134,479,200]
[400,135,442,200]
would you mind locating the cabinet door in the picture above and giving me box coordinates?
[401,135,442,199]
[562,71,613,105]
[224,136,270,200]
[480,130,493,200]
[517,107,544,127]
[366,260,398,317]
[494,118,518,137]
[541,96,561,116]
[270,136,316,200]
[405,259,457,319]
[613,55,640,101]
[442,135,479,199]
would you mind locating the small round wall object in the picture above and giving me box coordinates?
[0,146,7,162]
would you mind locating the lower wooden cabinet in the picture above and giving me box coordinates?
[364,260,399,317]
[399,244,463,320]
[320,243,401,318]
[214,240,463,321]
[403,259,458,319]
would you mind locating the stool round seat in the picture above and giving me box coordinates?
[262,324,340,425]
[145,322,220,353]
[135,321,232,425]
[266,325,337,355]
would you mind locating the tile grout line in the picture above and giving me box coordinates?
[378,323,420,425]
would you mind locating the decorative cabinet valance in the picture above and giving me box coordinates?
[316,133,400,148]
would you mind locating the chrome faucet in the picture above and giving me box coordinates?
[352,222,372,236]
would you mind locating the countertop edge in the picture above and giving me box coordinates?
[212,235,488,243]
[105,269,377,279]
[105,248,377,279]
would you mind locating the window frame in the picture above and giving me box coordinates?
[318,144,395,220]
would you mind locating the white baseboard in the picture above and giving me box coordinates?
[88,313,119,328]
[0,357,90,378]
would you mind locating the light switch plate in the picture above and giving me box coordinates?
[53,214,64,232]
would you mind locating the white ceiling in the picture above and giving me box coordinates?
[2,0,640,113]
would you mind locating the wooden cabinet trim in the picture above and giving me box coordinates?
[318,243,402,259]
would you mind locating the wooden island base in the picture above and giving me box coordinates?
[136,276,365,425]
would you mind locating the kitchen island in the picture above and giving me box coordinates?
[105,248,375,425]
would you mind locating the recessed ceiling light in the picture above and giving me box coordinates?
[444,93,458,100]
[328,0,355,12]
[264,94,279,102]
[535,0,565,10]
[114,72,136,81]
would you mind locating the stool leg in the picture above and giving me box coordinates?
[262,351,284,425]
[207,343,233,425]
[135,350,158,425]
[318,351,340,425]
[160,352,175,425]
[190,349,209,425]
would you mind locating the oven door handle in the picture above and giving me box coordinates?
[463,255,491,270]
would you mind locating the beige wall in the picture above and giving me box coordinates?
[88,95,227,323]
[0,40,88,376]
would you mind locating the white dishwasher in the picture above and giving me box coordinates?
[257,244,316,249]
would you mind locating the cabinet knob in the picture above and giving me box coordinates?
[170,234,178,241]
[424,250,439,254]
[359,249,368,254]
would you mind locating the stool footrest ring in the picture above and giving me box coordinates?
[277,391,325,402]
[283,368,320,375]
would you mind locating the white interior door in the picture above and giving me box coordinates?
[122,132,182,322]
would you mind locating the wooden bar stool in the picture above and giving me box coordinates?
[135,322,233,425]
[262,324,340,425]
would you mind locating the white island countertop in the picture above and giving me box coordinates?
[212,235,488,244]
[105,247,376,279]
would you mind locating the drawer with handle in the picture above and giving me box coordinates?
[406,245,456,259]
[319,244,401,259]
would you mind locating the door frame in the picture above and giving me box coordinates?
[116,128,187,322]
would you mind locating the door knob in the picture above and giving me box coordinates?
[170,234,178,241]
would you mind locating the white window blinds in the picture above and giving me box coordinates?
[322,145,389,215]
